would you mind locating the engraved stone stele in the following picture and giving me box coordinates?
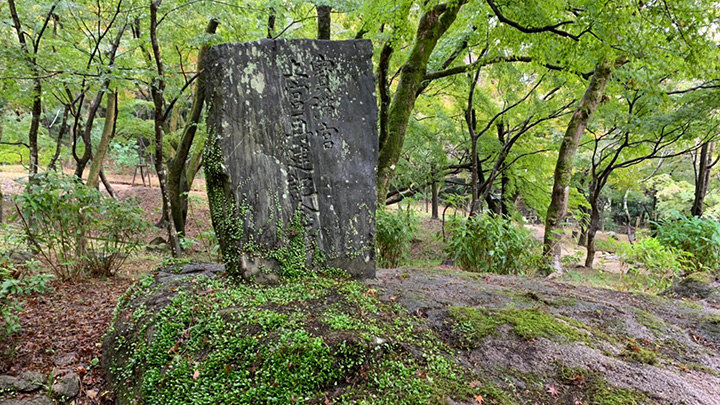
[203,39,377,282]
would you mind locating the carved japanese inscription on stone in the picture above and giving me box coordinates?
[204,39,377,280]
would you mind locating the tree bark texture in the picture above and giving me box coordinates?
[317,5,331,40]
[87,90,117,190]
[692,141,714,217]
[167,19,218,236]
[543,58,617,273]
[150,0,181,257]
[584,192,601,268]
[431,177,439,219]
[377,2,463,205]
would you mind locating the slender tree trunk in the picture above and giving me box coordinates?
[577,204,589,246]
[0,106,4,221]
[500,170,510,216]
[99,169,115,198]
[377,41,393,158]
[28,81,42,176]
[73,27,124,179]
[87,90,117,189]
[7,0,54,178]
[317,5,331,40]
[150,0,181,257]
[377,2,464,205]
[186,145,203,189]
[267,8,276,38]
[692,141,714,217]
[431,177,439,219]
[47,105,70,171]
[167,19,218,236]
[469,132,480,215]
[624,188,634,243]
[584,197,601,268]
[543,58,618,274]
[467,65,482,216]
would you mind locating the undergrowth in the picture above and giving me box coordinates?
[106,275,490,404]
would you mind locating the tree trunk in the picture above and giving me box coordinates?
[267,8,276,38]
[624,188,634,244]
[577,204,590,246]
[691,141,713,217]
[584,193,601,268]
[72,27,124,179]
[377,2,463,205]
[467,66,482,216]
[500,170,510,216]
[47,105,70,171]
[0,105,4,221]
[87,90,117,189]
[431,177,439,219]
[167,19,218,236]
[7,0,53,178]
[150,0,181,257]
[543,58,618,274]
[28,80,42,176]
[99,169,115,198]
[317,5,331,40]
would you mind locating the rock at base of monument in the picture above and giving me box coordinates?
[203,38,377,281]
[239,254,281,284]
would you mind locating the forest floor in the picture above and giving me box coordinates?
[0,166,704,404]
[0,168,214,404]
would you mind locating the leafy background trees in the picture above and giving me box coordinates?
[0,0,719,274]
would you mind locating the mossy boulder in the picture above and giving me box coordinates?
[104,264,720,404]
[665,271,720,301]
[102,263,483,404]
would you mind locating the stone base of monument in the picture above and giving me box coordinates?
[238,254,281,284]
[203,38,378,281]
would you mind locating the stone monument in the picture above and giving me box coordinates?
[203,39,377,281]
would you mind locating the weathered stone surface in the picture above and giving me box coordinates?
[0,372,43,394]
[49,373,79,399]
[664,272,720,302]
[0,396,54,405]
[203,39,377,280]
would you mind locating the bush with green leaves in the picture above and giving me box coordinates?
[0,258,51,339]
[12,172,151,280]
[615,237,691,293]
[444,213,541,275]
[655,216,720,272]
[376,207,418,268]
[108,140,141,172]
[0,224,52,339]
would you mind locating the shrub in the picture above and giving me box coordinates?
[655,216,720,272]
[615,237,691,293]
[108,140,140,172]
[0,224,52,339]
[12,172,151,281]
[376,207,418,268]
[444,214,541,274]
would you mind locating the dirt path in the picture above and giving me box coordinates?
[525,223,627,274]
[0,278,133,404]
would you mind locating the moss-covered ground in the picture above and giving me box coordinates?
[105,272,494,404]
